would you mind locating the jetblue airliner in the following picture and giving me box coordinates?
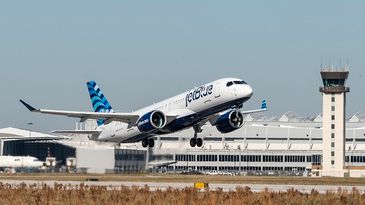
[20,78,267,147]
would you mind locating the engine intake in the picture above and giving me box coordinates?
[216,110,244,133]
[137,111,167,133]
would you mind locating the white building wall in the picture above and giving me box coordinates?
[321,93,346,177]
[76,147,115,174]
[334,93,346,170]
[322,93,332,171]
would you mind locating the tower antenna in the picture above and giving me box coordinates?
[321,56,323,70]
[340,57,342,70]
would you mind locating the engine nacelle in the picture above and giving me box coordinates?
[137,111,167,133]
[216,110,244,133]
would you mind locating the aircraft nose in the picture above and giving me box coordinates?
[235,84,253,98]
[245,85,253,98]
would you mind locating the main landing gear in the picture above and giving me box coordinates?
[190,136,203,147]
[142,138,155,148]
[190,124,203,147]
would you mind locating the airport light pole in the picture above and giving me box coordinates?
[239,145,241,174]
[246,147,249,173]
[27,122,33,137]
[186,150,189,171]
[21,157,23,173]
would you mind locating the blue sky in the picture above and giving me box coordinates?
[0,1,364,131]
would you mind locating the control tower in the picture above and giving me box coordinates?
[319,67,349,177]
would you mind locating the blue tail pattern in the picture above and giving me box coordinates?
[261,100,267,110]
[87,81,113,126]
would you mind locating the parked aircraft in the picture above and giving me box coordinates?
[0,156,43,169]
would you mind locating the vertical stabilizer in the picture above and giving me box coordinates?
[86,81,114,126]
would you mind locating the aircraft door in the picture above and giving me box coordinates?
[232,86,237,97]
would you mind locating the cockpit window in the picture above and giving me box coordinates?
[226,81,233,87]
[233,80,246,85]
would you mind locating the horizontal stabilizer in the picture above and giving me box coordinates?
[148,160,177,167]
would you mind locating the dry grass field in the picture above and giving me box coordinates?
[1,173,365,186]
[0,182,364,205]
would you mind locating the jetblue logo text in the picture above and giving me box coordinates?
[138,119,149,127]
[185,84,213,107]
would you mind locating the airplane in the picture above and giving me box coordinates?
[20,78,267,148]
[0,156,44,169]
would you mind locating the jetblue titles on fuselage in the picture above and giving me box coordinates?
[185,84,213,107]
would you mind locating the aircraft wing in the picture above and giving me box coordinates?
[20,100,140,124]
[51,130,101,135]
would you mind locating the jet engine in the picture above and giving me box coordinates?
[137,111,167,133]
[215,110,244,133]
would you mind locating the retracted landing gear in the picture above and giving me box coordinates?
[142,138,155,148]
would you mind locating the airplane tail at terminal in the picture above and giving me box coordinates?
[87,81,114,126]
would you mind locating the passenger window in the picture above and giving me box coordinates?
[226,81,233,87]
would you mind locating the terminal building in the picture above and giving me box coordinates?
[2,69,365,176]
[1,112,365,176]
[151,115,365,176]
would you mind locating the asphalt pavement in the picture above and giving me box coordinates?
[1,179,364,193]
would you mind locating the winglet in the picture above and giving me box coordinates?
[261,100,267,110]
[19,100,38,112]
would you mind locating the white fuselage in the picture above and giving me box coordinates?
[96,78,253,143]
[0,156,43,168]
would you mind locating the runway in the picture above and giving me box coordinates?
[1,179,365,193]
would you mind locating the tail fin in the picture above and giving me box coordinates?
[86,81,114,126]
